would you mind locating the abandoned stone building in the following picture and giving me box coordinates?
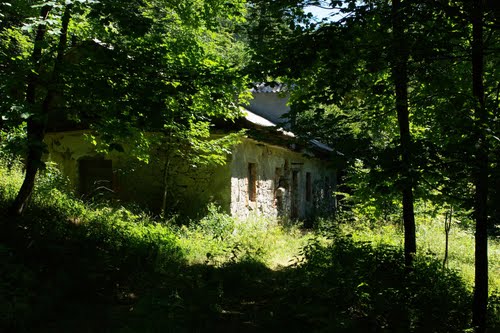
[44,84,336,220]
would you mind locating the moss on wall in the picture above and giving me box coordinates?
[44,131,231,217]
[44,132,335,220]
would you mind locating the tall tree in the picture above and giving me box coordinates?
[248,0,498,327]
[273,0,419,264]
[9,2,72,215]
[1,0,250,216]
[471,0,488,330]
[391,0,416,266]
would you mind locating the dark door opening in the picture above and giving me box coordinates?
[79,159,113,198]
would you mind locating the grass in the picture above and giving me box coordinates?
[177,206,311,268]
[1,160,499,332]
[337,213,500,292]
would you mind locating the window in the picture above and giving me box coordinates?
[248,163,257,202]
[306,172,312,202]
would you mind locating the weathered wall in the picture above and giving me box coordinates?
[246,92,290,126]
[44,131,231,217]
[44,132,335,220]
[229,138,336,220]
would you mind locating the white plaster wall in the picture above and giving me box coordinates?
[246,92,290,126]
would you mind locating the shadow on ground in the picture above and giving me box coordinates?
[0,204,486,333]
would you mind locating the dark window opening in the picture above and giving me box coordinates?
[275,167,282,189]
[306,172,312,202]
[248,163,257,202]
[79,159,113,197]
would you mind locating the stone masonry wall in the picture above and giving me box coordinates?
[229,138,335,220]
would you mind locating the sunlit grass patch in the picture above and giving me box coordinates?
[177,205,311,268]
[335,211,500,293]
[0,160,24,206]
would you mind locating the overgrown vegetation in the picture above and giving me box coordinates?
[332,209,500,293]
[1,161,499,332]
[178,204,309,267]
[2,0,499,330]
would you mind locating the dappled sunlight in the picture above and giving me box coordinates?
[1,163,499,332]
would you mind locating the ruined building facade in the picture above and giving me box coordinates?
[45,84,336,220]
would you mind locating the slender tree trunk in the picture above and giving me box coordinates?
[9,4,72,216]
[8,5,51,216]
[161,156,171,217]
[392,0,417,267]
[443,207,452,269]
[471,0,489,331]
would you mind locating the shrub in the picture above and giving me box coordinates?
[286,235,472,332]
[178,204,308,266]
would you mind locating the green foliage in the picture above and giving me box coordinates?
[1,161,499,332]
[0,123,28,162]
[331,205,500,293]
[0,0,252,213]
[259,0,499,241]
[178,204,309,266]
[0,158,24,208]
[287,235,472,332]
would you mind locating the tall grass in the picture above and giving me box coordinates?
[0,160,307,268]
[335,210,500,293]
[0,160,312,331]
[177,204,310,267]
[1,159,498,332]
[1,159,498,286]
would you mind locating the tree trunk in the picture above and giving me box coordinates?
[471,0,489,331]
[392,0,417,267]
[8,5,51,216]
[9,4,72,216]
[443,207,452,269]
[161,157,171,217]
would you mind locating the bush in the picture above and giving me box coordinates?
[178,204,308,266]
[285,235,472,332]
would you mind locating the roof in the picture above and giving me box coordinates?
[241,107,275,127]
[244,84,335,156]
[241,107,295,138]
[310,139,335,153]
[250,82,288,94]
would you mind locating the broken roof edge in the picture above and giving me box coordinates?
[240,107,295,138]
[240,107,336,156]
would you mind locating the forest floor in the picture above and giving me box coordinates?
[1,164,499,332]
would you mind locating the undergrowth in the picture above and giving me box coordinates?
[331,212,500,293]
[1,160,499,332]
[286,235,472,332]
[178,204,309,267]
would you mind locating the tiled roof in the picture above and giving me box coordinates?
[250,82,287,93]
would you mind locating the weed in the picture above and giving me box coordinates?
[1,160,498,332]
